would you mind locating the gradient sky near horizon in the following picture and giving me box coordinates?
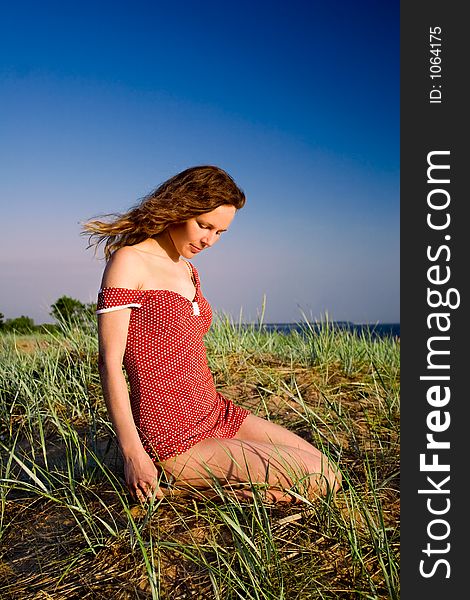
[0,0,399,325]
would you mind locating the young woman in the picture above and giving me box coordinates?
[83,165,341,503]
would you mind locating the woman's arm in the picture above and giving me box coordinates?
[97,248,163,501]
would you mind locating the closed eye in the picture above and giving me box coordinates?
[197,221,227,235]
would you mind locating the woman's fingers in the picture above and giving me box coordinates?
[133,486,151,503]
[123,451,162,501]
[131,478,165,503]
[141,483,156,500]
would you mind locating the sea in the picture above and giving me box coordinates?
[246,322,400,339]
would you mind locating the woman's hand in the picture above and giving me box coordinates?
[123,450,165,503]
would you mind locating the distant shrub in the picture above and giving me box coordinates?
[2,315,36,334]
[50,295,96,328]
[39,323,60,334]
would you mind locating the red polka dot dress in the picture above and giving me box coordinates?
[96,260,250,462]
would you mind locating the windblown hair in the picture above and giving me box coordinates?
[82,165,246,260]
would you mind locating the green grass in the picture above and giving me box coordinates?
[0,313,399,599]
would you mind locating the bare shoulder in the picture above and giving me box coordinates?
[100,246,147,289]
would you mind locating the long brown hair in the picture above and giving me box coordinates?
[82,165,246,260]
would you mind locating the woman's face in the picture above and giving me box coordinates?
[168,204,237,258]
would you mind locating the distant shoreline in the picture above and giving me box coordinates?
[228,321,400,339]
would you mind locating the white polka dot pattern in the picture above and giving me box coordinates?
[96,261,250,461]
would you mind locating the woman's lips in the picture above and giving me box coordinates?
[190,244,202,253]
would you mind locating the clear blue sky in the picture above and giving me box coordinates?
[0,0,399,325]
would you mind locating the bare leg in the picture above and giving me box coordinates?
[233,413,341,493]
[158,418,341,503]
[234,413,326,455]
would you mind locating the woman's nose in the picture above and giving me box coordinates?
[201,231,217,247]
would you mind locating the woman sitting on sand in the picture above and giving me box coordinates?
[83,165,341,503]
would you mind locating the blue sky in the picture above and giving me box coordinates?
[0,0,399,324]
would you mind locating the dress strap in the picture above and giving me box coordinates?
[183,260,198,287]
